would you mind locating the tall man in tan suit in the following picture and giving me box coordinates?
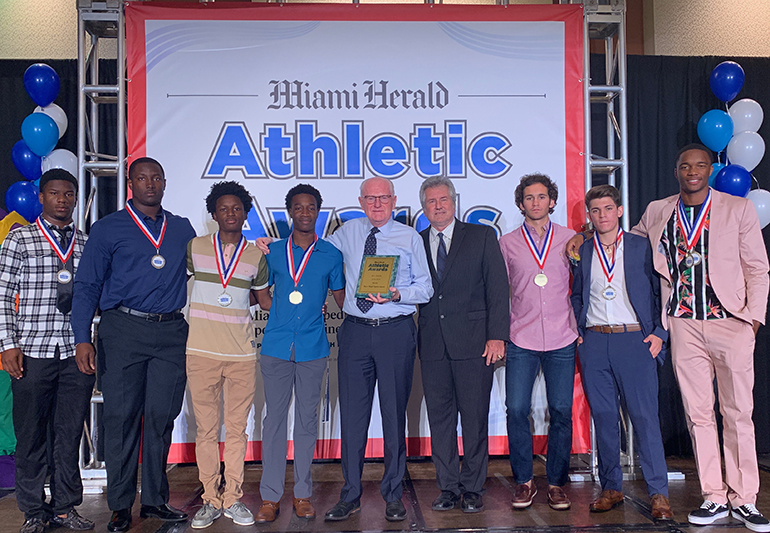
[569,143,769,532]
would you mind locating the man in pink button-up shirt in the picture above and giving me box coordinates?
[498,174,578,511]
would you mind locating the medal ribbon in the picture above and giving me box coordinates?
[594,228,624,284]
[126,201,167,253]
[213,233,247,290]
[521,222,553,270]
[286,234,318,289]
[676,189,711,252]
[36,216,76,265]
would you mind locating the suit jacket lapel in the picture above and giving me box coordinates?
[650,197,677,283]
[441,220,464,280]
[581,239,593,306]
[421,229,437,280]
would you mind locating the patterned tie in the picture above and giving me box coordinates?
[53,226,73,315]
[356,227,380,313]
[436,232,447,281]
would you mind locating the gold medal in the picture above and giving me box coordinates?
[534,273,548,287]
[289,290,303,305]
[151,254,166,269]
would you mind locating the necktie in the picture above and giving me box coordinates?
[53,226,73,315]
[436,232,447,281]
[356,227,380,313]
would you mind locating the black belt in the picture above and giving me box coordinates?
[346,313,414,327]
[116,306,184,322]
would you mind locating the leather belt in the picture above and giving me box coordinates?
[346,313,414,327]
[116,306,184,322]
[588,324,641,334]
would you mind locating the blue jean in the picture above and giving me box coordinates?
[505,341,576,486]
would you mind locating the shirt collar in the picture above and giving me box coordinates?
[430,218,456,241]
[365,216,394,236]
[128,199,165,223]
[523,219,550,240]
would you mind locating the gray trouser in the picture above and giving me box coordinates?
[259,354,326,501]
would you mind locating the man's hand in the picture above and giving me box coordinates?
[643,334,663,358]
[366,287,400,304]
[256,237,274,254]
[75,343,96,375]
[565,233,586,261]
[482,340,506,366]
[753,320,761,336]
[577,336,583,345]
[1,348,24,379]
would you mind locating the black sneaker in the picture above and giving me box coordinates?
[731,504,770,532]
[688,500,729,525]
[20,518,46,533]
[49,510,95,530]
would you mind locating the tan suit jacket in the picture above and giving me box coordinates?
[631,189,769,328]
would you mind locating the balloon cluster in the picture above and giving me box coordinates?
[8,64,77,223]
[697,61,768,228]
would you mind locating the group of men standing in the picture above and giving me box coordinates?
[1,142,768,533]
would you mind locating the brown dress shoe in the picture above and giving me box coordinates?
[650,494,674,520]
[255,501,280,523]
[511,482,537,509]
[547,486,571,510]
[589,490,624,512]
[293,498,316,519]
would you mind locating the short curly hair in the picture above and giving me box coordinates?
[285,184,323,211]
[514,173,558,215]
[205,181,253,216]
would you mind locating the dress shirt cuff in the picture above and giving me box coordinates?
[73,328,92,345]
[0,336,18,352]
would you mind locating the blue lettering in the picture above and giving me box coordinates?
[297,121,340,178]
[261,125,294,178]
[203,122,266,179]
[367,134,409,178]
[411,125,442,177]
[343,122,364,178]
[447,121,466,177]
[463,206,503,237]
[468,133,511,178]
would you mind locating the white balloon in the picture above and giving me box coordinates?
[729,98,764,133]
[726,131,765,172]
[41,149,78,176]
[34,103,68,139]
[747,189,770,229]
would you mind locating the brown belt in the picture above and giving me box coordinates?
[588,324,641,334]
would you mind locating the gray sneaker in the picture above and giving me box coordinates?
[224,502,255,526]
[191,503,221,529]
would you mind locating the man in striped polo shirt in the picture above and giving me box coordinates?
[186,181,271,529]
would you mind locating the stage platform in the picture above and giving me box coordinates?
[1,457,768,533]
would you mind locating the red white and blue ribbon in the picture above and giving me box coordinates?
[676,188,712,252]
[126,201,167,252]
[521,222,553,270]
[36,216,75,264]
[213,232,247,289]
[594,228,623,284]
[286,234,317,288]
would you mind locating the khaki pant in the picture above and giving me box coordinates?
[669,317,759,506]
[187,355,256,508]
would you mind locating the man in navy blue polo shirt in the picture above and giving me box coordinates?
[71,157,196,533]
[255,184,345,523]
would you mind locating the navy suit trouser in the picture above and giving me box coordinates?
[579,329,668,497]
[337,316,416,503]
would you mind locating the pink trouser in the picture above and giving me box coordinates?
[187,355,257,509]
[669,317,759,506]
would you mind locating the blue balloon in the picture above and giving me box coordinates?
[710,61,745,103]
[697,110,734,152]
[4,181,42,222]
[23,63,60,107]
[21,113,58,157]
[708,162,726,187]
[11,140,42,181]
[714,164,752,198]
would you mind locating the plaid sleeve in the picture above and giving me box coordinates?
[0,231,24,352]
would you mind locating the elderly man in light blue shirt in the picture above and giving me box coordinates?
[323,177,432,523]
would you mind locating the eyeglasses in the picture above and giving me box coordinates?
[362,194,393,204]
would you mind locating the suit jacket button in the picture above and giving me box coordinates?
[438,294,443,299]
[440,315,445,319]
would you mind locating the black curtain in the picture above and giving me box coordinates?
[2,54,769,455]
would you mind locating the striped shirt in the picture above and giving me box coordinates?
[186,234,269,361]
[0,222,87,359]
[662,205,727,320]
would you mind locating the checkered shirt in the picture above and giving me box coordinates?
[0,222,87,359]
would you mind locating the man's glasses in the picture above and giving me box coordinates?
[362,195,393,204]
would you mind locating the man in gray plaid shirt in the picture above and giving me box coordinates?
[0,170,95,533]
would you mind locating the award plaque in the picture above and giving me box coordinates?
[355,255,399,299]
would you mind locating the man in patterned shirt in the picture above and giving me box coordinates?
[187,181,270,529]
[0,169,94,533]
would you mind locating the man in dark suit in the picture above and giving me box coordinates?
[570,185,672,520]
[417,176,509,513]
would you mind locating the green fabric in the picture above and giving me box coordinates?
[0,371,15,455]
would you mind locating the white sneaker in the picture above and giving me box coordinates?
[732,504,770,533]
[688,500,729,525]
[224,502,255,526]
[191,503,221,529]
